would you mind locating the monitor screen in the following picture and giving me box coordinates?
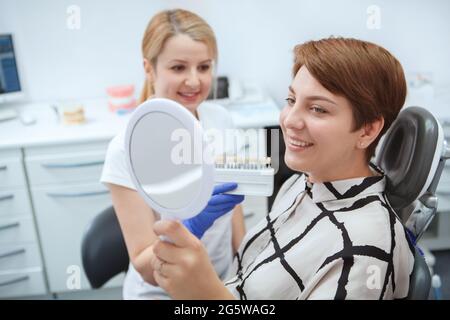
[0,34,21,96]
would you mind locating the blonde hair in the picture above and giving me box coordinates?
[139,9,218,103]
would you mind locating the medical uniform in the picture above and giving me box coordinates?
[101,101,235,300]
[225,166,415,299]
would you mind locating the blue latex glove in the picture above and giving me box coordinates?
[183,182,244,239]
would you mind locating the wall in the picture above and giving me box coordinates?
[0,0,449,116]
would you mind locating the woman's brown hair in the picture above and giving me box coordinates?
[293,37,407,161]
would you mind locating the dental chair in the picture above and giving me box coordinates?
[81,107,449,298]
[376,106,450,300]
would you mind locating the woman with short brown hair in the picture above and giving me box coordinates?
[150,37,415,300]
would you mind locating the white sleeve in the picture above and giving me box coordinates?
[100,131,136,190]
[199,101,235,130]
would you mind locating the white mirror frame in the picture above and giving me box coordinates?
[125,98,215,220]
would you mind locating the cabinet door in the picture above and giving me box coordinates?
[31,182,123,292]
[0,152,26,188]
[0,268,47,299]
[0,243,43,271]
[0,188,33,217]
[25,150,107,186]
[0,215,38,244]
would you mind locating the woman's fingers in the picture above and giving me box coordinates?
[208,194,244,206]
[151,241,201,295]
[153,268,167,288]
[153,219,198,248]
[153,239,186,264]
[152,259,184,294]
[205,202,237,213]
[150,255,165,276]
[212,182,238,195]
[153,262,170,289]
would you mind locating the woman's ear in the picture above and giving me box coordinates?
[143,58,155,78]
[358,117,385,149]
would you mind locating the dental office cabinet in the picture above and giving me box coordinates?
[0,147,46,298]
[0,97,280,299]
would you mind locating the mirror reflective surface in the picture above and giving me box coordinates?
[130,112,202,209]
[125,98,214,220]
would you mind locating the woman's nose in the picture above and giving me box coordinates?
[283,106,305,130]
[185,69,200,88]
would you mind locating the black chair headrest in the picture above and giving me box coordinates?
[376,107,441,211]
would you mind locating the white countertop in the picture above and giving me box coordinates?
[227,98,281,129]
[0,99,131,150]
[0,98,281,150]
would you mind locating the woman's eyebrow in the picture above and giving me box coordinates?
[305,95,337,105]
[288,86,295,94]
[169,59,188,64]
[288,86,337,105]
[169,59,212,64]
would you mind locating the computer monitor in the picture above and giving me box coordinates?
[0,34,23,105]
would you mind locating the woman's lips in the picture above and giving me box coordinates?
[178,92,201,103]
[286,136,314,151]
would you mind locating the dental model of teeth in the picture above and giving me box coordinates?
[214,155,275,196]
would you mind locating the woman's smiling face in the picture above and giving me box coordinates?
[146,34,214,115]
[280,65,372,183]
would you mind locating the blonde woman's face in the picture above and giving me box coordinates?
[280,66,370,183]
[148,34,214,114]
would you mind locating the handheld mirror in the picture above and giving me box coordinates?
[125,98,215,221]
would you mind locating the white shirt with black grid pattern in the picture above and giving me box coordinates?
[224,167,415,300]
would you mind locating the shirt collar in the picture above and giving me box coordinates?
[303,163,386,203]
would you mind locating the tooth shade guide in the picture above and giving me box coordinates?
[214,155,272,170]
[213,155,275,196]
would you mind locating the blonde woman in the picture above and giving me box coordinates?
[100,9,245,300]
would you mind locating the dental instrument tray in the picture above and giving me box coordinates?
[214,156,275,196]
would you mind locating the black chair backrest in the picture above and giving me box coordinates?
[81,206,129,289]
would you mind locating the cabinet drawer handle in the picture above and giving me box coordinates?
[0,221,20,232]
[0,248,26,260]
[0,275,30,287]
[47,190,109,198]
[244,211,255,218]
[41,160,104,169]
[0,194,14,202]
[0,165,7,171]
